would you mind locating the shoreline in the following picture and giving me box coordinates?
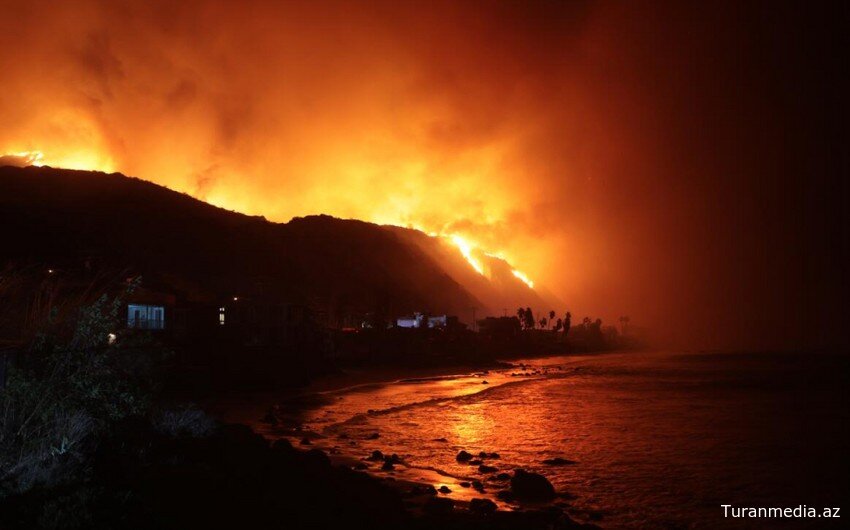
[203,352,615,525]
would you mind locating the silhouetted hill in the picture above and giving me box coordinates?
[0,166,545,324]
[385,226,553,316]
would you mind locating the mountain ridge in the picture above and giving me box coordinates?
[0,165,550,324]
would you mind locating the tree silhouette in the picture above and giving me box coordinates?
[563,311,571,337]
[548,310,555,330]
[523,307,535,331]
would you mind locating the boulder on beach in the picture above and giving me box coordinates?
[304,448,331,467]
[496,490,515,502]
[469,498,497,514]
[510,469,556,502]
[542,457,577,466]
[456,450,473,462]
[438,485,451,494]
[433,437,448,443]
[459,481,471,488]
[409,484,438,496]
[272,438,293,452]
[367,450,384,461]
[366,432,380,440]
[478,464,498,473]
[492,473,511,481]
[478,451,500,459]
[381,460,395,471]
[471,480,485,492]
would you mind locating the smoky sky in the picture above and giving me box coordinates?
[0,0,844,350]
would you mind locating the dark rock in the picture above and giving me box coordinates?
[469,498,498,514]
[433,437,448,443]
[385,453,400,463]
[438,485,451,494]
[381,460,395,471]
[469,459,483,465]
[304,448,330,467]
[510,469,556,502]
[459,481,471,488]
[456,450,473,462]
[366,432,380,440]
[410,484,438,496]
[271,438,293,452]
[471,480,485,492]
[478,464,498,473]
[299,437,312,445]
[482,380,489,384]
[542,457,577,466]
[367,450,384,461]
[423,497,454,516]
[492,473,511,481]
[496,490,515,502]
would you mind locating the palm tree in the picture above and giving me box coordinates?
[548,310,555,330]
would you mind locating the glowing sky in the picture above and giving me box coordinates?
[0,0,842,349]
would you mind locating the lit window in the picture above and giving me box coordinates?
[127,304,165,330]
[219,307,226,326]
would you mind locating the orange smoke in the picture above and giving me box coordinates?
[2,1,841,349]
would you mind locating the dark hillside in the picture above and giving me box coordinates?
[0,165,482,319]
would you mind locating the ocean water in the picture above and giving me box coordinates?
[259,351,849,529]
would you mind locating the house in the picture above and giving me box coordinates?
[396,313,455,329]
[477,316,521,340]
[126,288,176,331]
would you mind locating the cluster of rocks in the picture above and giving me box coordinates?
[453,449,560,504]
[509,363,564,378]
[365,449,402,470]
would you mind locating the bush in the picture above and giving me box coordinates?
[0,285,164,497]
[153,405,216,438]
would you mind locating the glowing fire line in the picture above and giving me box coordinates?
[446,234,534,289]
[449,234,484,275]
